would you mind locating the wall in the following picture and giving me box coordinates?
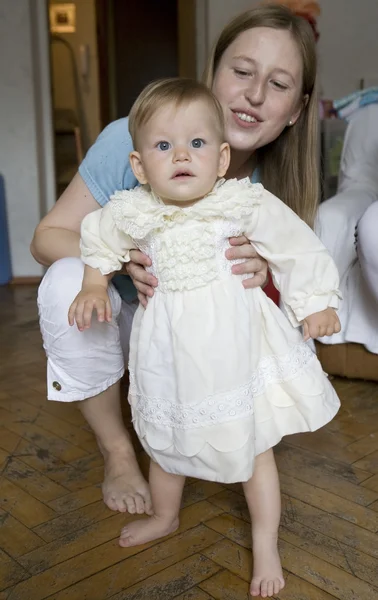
[0,0,53,278]
[50,0,101,148]
[196,0,378,100]
[206,0,257,50]
[317,0,378,98]
[196,0,256,78]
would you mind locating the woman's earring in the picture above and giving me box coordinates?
[288,120,294,126]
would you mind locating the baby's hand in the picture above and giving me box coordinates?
[68,285,112,331]
[303,308,341,341]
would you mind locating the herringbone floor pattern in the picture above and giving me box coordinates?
[0,285,378,599]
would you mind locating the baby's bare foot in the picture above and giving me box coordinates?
[119,514,179,547]
[102,449,153,515]
[250,534,285,597]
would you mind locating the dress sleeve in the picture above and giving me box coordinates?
[80,204,137,275]
[244,189,342,327]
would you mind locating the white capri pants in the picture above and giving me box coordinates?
[37,257,138,402]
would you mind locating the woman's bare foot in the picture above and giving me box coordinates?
[119,514,179,547]
[250,534,285,597]
[78,383,152,515]
[102,449,153,515]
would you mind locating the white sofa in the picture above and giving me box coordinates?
[315,104,378,379]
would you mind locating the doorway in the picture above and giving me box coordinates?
[49,0,101,197]
[48,0,197,198]
[96,0,197,128]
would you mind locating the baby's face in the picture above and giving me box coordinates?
[131,99,230,206]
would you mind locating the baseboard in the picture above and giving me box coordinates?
[9,276,42,285]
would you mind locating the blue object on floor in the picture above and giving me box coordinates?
[0,175,12,284]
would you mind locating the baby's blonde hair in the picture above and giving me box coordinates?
[128,78,225,148]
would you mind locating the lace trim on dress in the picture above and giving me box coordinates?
[108,179,263,238]
[134,219,248,292]
[129,343,316,429]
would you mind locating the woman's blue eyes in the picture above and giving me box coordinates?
[156,139,205,151]
[234,68,249,77]
[272,81,288,90]
[233,68,288,90]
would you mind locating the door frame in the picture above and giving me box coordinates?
[31,0,56,214]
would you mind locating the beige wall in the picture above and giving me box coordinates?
[195,0,259,78]
[50,0,101,148]
[317,0,378,98]
[0,0,100,278]
[0,0,54,278]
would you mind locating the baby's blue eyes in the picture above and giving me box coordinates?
[156,139,205,151]
[190,138,204,148]
[157,141,171,151]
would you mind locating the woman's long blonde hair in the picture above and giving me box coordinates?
[204,4,319,227]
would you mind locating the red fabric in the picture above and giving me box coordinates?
[263,272,280,306]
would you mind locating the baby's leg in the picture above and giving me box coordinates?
[119,460,185,547]
[243,448,285,598]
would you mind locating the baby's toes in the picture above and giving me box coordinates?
[250,578,262,596]
[267,580,274,597]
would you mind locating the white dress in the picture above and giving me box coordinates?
[81,178,341,483]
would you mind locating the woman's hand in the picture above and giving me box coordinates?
[226,236,268,289]
[125,250,158,308]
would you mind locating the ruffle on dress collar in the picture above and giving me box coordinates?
[108,178,264,238]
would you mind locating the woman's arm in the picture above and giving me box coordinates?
[30,172,101,266]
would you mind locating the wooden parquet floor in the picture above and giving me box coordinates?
[0,285,378,599]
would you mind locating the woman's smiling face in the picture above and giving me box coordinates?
[212,26,304,153]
